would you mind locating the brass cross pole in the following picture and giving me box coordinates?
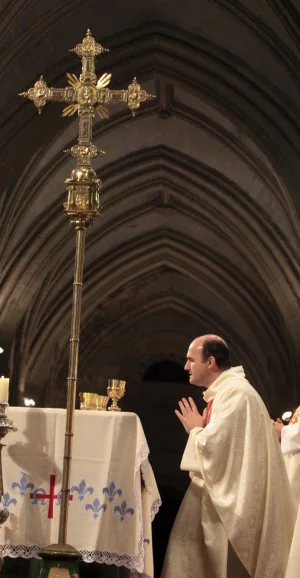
[19,28,154,566]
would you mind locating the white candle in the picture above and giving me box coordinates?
[0,376,9,402]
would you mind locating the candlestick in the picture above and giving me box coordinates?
[0,377,9,403]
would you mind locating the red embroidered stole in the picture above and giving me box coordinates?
[204,398,214,426]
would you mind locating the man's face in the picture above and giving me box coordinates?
[184,341,210,387]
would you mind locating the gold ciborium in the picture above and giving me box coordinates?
[96,395,109,411]
[79,392,98,410]
[107,379,126,412]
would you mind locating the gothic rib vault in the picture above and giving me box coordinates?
[0,1,300,417]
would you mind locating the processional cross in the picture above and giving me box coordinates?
[19,29,154,575]
[20,29,153,229]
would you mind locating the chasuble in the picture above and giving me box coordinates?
[161,367,296,578]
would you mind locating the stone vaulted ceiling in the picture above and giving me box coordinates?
[1,0,300,415]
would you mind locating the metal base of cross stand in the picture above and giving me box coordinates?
[39,544,82,578]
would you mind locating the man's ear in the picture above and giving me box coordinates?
[208,356,216,368]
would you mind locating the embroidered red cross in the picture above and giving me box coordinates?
[30,474,73,519]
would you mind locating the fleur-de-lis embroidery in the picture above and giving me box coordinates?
[71,480,94,501]
[31,488,46,505]
[2,493,17,511]
[102,481,122,503]
[12,475,34,497]
[85,498,107,520]
[114,500,134,522]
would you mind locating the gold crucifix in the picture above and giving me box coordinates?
[18,30,155,555]
[19,29,154,228]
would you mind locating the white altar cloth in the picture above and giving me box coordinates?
[0,408,161,578]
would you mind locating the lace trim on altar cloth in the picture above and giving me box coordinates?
[150,496,162,521]
[0,544,151,578]
[135,442,150,473]
[0,545,41,558]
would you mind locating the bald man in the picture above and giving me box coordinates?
[160,335,295,578]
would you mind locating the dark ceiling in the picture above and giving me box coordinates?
[1,0,300,414]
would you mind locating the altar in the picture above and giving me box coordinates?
[0,408,161,578]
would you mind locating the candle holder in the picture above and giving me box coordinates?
[107,379,126,412]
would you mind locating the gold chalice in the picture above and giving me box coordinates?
[79,392,98,410]
[107,379,126,411]
[96,395,109,411]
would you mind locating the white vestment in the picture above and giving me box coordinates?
[279,412,300,578]
[161,367,296,578]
